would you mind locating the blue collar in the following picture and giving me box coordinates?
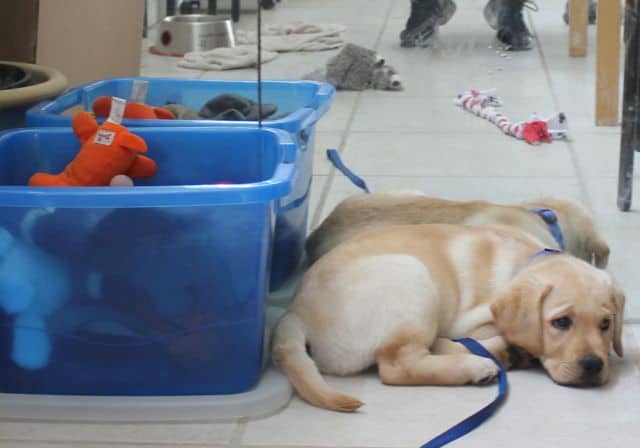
[530,207,565,251]
[529,247,563,263]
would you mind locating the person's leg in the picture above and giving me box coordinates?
[400,0,457,48]
[483,0,536,51]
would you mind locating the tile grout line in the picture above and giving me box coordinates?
[0,439,224,447]
[229,417,249,448]
[528,9,594,211]
[237,445,409,448]
[0,442,407,448]
[310,0,400,229]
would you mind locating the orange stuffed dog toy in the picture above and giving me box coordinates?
[92,96,176,120]
[29,112,157,187]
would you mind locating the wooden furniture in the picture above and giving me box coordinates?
[569,0,622,126]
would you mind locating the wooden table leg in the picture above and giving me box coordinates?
[618,0,640,211]
[569,0,590,56]
[596,0,622,125]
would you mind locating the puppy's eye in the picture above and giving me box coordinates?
[552,316,572,330]
[600,318,611,331]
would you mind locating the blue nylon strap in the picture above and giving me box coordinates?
[326,149,370,193]
[530,207,565,251]
[420,338,508,448]
[528,247,563,264]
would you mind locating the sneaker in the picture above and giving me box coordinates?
[400,0,457,48]
[483,0,538,50]
[562,0,598,25]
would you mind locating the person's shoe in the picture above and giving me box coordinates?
[400,0,457,48]
[484,0,538,51]
[563,0,597,25]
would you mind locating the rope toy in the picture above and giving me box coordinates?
[455,89,568,145]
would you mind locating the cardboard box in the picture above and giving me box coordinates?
[0,0,144,87]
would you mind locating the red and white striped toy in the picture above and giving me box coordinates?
[455,89,568,145]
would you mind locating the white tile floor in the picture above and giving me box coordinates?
[3,0,640,446]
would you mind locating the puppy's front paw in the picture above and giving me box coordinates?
[468,357,500,385]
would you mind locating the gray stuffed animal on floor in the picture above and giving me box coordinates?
[305,43,403,91]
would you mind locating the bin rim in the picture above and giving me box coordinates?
[0,126,295,208]
[26,77,335,129]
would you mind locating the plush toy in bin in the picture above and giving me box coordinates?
[28,109,157,187]
[92,96,176,120]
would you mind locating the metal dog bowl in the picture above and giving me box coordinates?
[150,14,235,57]
[0,64,33,90]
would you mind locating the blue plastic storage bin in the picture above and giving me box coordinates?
[0,126,295,396]
[26,78,335,289]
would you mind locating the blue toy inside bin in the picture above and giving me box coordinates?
[26,78,336,289]
[0,126,295,396]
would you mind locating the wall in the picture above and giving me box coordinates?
[35,0,145,86]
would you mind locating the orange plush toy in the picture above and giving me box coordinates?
[29,112,157,187]
[92,96,176,120]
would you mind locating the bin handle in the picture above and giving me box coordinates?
[310,82,335,121]
[32,87,82,114]
[279,177,312,212]
[272,159,296,191]
[272,128,298,163]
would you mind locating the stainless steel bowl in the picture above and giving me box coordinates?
[151,14,235,57]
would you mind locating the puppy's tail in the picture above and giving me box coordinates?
[271,312,364,412]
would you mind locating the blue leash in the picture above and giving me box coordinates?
[326,149,370,193]
[420,338,508,448]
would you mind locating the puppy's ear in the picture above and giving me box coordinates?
[611,286,625,357]
[491,279,553,358]
[589,234,610,269]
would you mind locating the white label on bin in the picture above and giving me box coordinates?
[107,97,126,124]
[94,130,116,145]
[131,80,148,103]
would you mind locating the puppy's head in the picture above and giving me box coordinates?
[491,255,624,386]
[524,197,610,268]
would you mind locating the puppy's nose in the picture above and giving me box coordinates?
[580,355,604,377]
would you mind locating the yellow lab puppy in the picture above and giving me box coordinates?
[273,224,624,412]
[306,194,610,268]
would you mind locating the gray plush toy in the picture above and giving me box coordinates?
[305,43,403,91]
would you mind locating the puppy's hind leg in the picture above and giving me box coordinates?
[377,334,500,386]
